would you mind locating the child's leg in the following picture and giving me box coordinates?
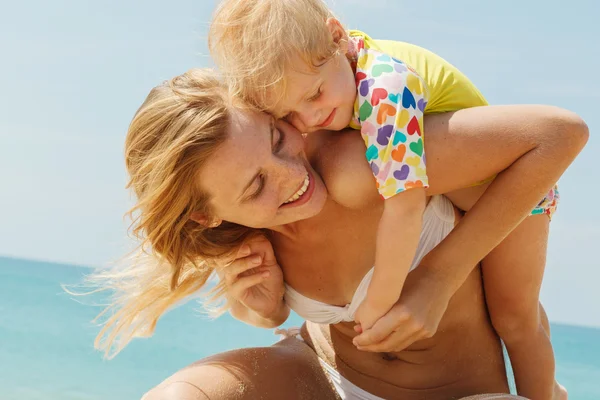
[538,302,569,400]
[446,185,562,399]
[539,302,551,337]
[481,214,556,400]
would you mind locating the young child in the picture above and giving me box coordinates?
[209,1,562,398]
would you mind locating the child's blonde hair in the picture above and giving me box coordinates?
[209,0,343,113]
[84,69,262,358]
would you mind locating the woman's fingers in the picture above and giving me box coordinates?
[223,254,263,285]
[246,236,277,265]
[229,270,271,300]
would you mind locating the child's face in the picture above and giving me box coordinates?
[271,19,357,133]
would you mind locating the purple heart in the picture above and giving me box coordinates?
[393,165,410,181]
[394,63,407,73]
[370,162,379,176]
[377,125,394,146]
[359,78,375,97]
[418,99,427,112]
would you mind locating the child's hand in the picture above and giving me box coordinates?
[352,268,452,352]
[354,297,393,333]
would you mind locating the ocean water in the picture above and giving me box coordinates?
[1,257,599,400]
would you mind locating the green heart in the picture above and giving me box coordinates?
[409,138,423,156]
[372,64,394,77]
[359,101,373,121]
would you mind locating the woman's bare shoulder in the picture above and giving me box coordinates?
[308,128,380,209]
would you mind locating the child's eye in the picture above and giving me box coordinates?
[283,112,293,121]
[308,88,322,102]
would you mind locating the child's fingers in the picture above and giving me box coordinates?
[356,330,421,353]
[353,308,409,347]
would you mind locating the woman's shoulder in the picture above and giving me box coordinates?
[307,129,381,209]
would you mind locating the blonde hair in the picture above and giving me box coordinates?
[85,69,261,358]
[209,0,343,113]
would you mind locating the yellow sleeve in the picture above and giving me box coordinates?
[349,30,488,113]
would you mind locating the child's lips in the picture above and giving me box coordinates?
[317,109,336,128]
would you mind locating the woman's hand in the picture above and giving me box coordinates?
[219,236,288,325]
[352,266,453,352]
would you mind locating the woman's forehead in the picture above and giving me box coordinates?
[229,108,271,137]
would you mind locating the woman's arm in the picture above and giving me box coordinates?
[227,296,289,328]
[352,104,588,349]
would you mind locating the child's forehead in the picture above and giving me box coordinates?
[263,64,320,112]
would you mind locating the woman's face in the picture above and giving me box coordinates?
[198,109,328,229]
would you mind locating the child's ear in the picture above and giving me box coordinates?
[326,17,348,50]
[190,212,222,228]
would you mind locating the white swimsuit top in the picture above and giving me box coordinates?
[284,195,456,325]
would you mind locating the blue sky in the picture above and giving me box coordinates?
[1,0,598,327]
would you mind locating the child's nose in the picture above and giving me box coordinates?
[289,114,307,133]
[301,110,321,130]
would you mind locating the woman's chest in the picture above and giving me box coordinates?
[276,203,381,306]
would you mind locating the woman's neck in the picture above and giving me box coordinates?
[268,195,338,244]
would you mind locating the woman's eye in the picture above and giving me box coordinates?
[274,129,285,152]
[249,175,265,200]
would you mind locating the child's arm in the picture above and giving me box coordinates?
[354,188,426,331]
[352,48,431,331]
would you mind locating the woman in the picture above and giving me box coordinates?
[95,70,587,399]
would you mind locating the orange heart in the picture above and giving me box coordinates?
[391,144,406,162]
[377,103,396,125]
[405,180,424,189]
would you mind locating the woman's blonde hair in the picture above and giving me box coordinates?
[85,69,261,358]
[209,0,342,113]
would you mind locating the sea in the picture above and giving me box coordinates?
[1,256,599,400]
